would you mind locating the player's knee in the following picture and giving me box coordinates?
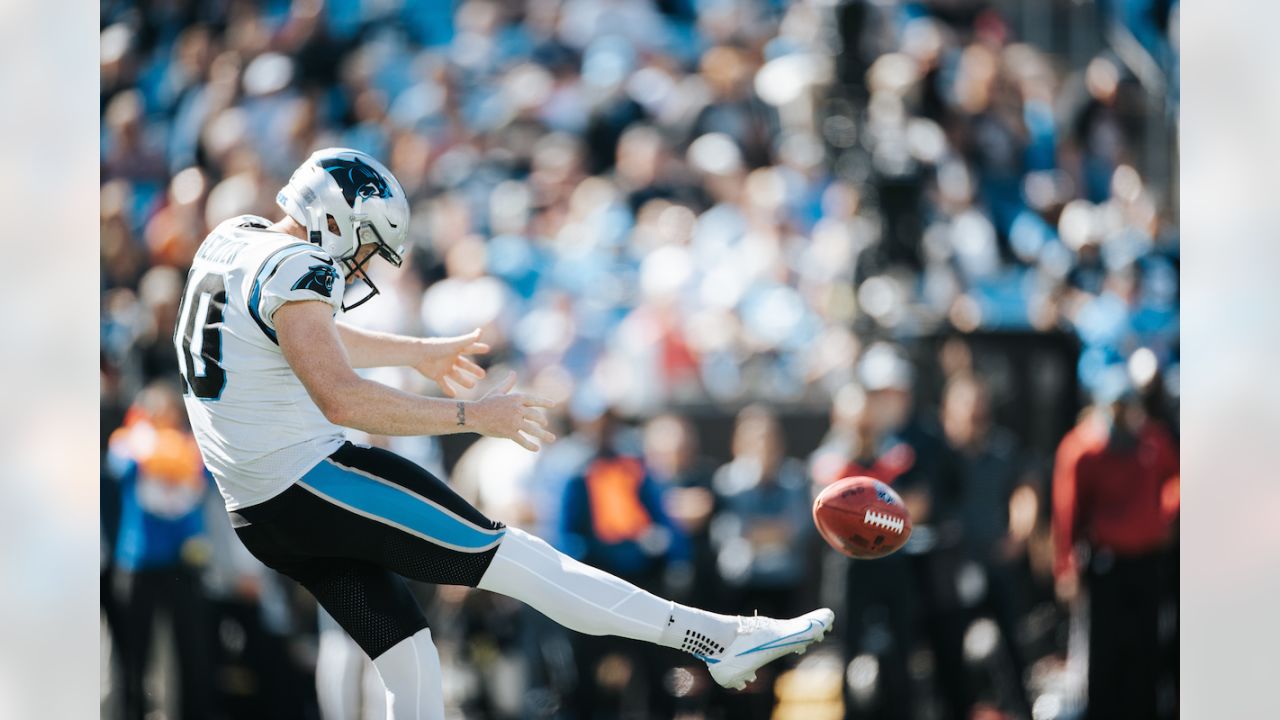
[496,526,561,564]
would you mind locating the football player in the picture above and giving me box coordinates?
[175,147,834,717]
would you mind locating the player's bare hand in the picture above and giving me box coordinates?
[413,328,490,397]
[473,371,557,451]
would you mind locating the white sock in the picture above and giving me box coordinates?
[371,628,445,720]
[477,527,739,657]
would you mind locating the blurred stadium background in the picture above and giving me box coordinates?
[99,0,1179,718]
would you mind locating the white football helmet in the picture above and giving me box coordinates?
[276,147,409,310]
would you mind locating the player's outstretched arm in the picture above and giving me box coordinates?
[278,301,554,450]
[336,323,490,396]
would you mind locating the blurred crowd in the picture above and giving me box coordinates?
[99,0,1179,719]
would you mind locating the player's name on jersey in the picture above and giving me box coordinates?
[196,235,251,265]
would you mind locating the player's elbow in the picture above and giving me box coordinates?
[310,379,361,427]
[316,395,352,426]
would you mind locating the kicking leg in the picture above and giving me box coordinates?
[477,526,730,647]
[478,527,835,690]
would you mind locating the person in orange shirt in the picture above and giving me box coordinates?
[557,409,694,718]
[1053,372,1179,720]
[105,381,214,720]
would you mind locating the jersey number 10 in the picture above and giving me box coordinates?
[174,272,228,400]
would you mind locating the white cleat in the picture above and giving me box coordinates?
[701,608,836,690]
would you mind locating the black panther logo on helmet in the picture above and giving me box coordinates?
[318,157,392,207]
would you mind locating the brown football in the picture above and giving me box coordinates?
[813,476,912,559]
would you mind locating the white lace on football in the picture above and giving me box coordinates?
[864,509,905,534]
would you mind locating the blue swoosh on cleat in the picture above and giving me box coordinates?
[693,653,720,664]
[735,620,821,657]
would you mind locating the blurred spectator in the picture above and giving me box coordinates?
[691,46,778,168]
[125,266,186,395]
[102,89,168,185]
[942,372,1036,718]
[643,414,719,609]
[711,405,813,619]
[810,379,916,720]
[1071,56,1129,204]
[1053,373,1179,720]
[556,409,691,718]
[709,405,814,717]
[558,410,690,583]
[812,344,970,720]
[104,380,213,720]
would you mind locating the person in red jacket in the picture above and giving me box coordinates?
[1052,372,1179,720]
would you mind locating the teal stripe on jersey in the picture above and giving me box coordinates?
[247,242,315,344]
[298,459,506,552]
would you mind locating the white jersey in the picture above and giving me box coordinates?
[176,215,348,510]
